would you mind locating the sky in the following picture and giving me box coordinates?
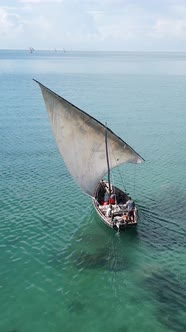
[1,0,186,51]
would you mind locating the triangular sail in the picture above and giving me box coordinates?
[35,80,144,197]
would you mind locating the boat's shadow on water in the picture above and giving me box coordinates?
[76,209,143,272]
[48,208,141,274]
[47,192,185,275]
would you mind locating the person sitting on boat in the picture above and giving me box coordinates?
[109,192,117,205]
[122,212,128,223]
[100,180,110,204]
[104,190,110,204]
[106,204,112,218]
[100,179,110,193]
[100,179,106,187]
[125,197,135,221]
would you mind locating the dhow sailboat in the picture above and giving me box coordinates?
[34,80,144,231]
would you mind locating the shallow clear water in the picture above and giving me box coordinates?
[0,50,186,332]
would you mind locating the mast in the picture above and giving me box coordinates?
[105,124,111,194]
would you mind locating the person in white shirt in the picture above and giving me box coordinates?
[106,204,112,218]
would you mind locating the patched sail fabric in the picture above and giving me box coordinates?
[35,80,144,197]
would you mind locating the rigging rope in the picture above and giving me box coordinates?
[116,163,128,193]
[109,140,128,194]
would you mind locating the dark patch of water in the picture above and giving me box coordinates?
[117,326,128,332]
[68,299,86,314]
[78,232,108,245]
[137,188,186,252]
[144,268,186,332]
[73,249,107,270]
[158,305,186,332]
[72,247,131,272]
[49,243,132,272]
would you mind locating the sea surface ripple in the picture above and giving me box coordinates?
[0,50,186,332]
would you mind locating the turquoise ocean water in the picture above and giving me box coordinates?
[0,50,186,332]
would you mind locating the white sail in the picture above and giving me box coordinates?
[35,80,144,197]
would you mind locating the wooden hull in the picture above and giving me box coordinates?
[92,181,138,231]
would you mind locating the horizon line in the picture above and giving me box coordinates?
[1,48,186,53]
